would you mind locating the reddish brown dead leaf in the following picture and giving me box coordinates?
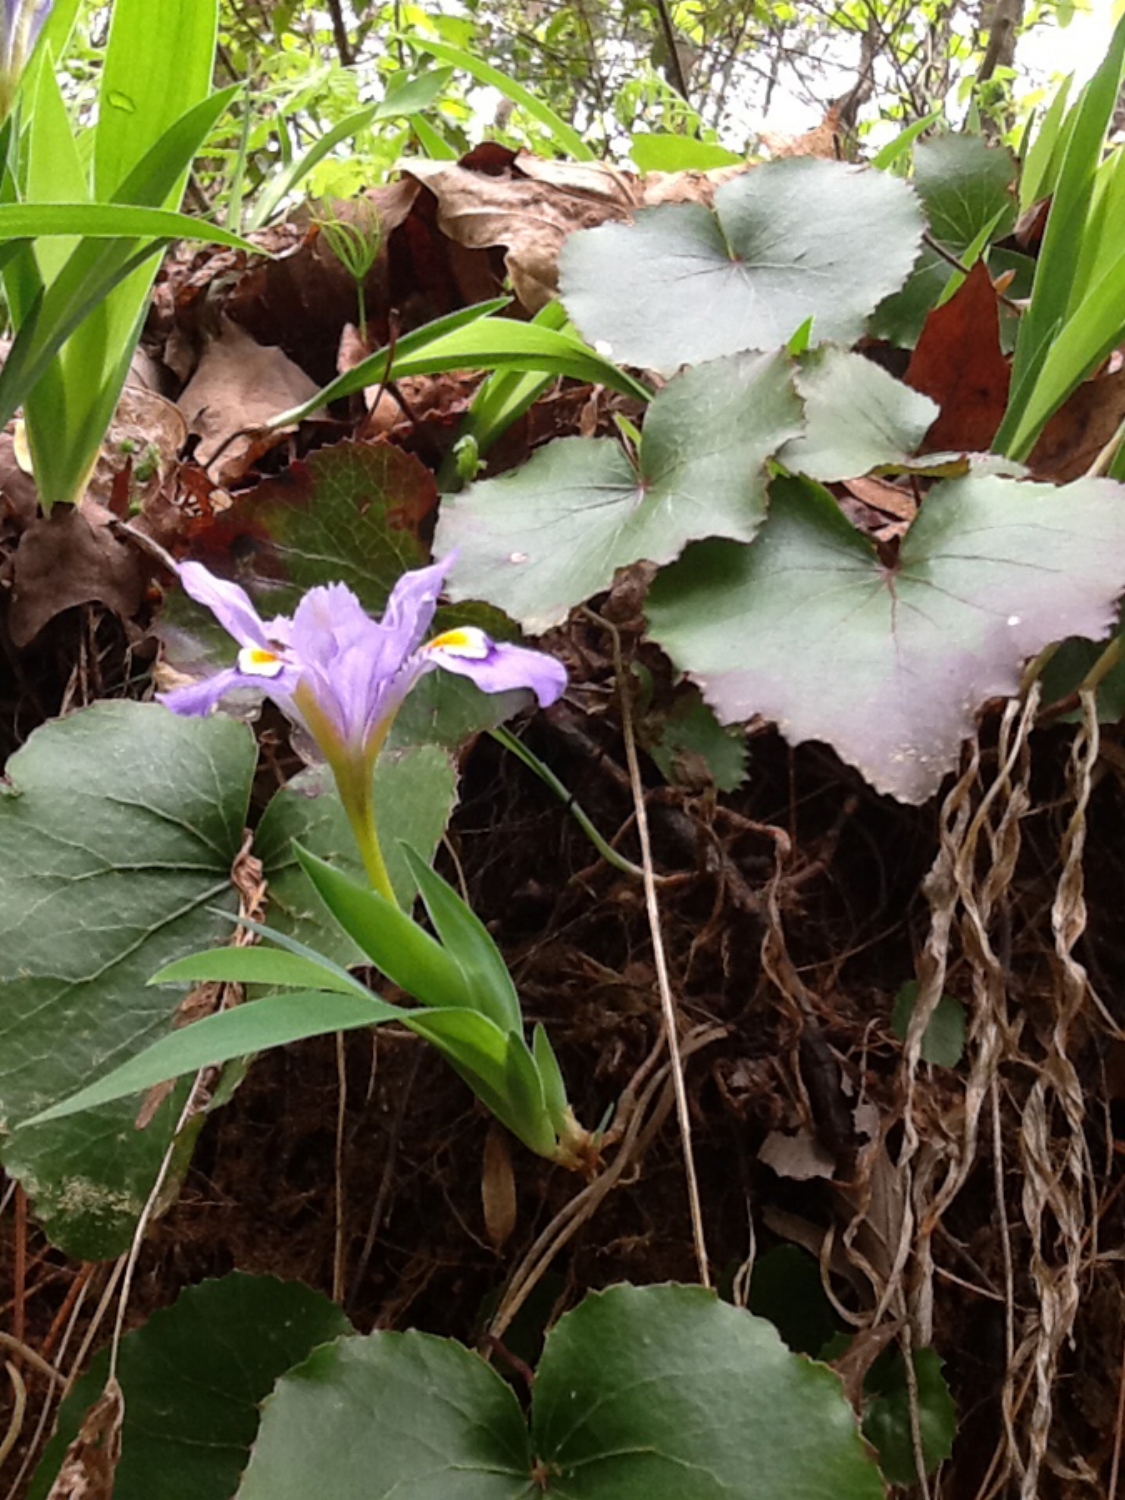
[9,504,146,647]
[176,318,323,485]
[906,258,1010,454]
[45,1376,123,1500]
[400,149,751,313]
[1029,364,1125,482]
[482,1121,517,1250]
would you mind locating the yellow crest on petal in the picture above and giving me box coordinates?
[426,626,490,660]
[237,644,285,679]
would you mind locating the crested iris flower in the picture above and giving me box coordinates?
[160,557,566,900]
[0,0,51,119]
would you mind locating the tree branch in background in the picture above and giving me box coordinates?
[326,0,354,67]
[650,0,693,105]
[977,0,1024,84]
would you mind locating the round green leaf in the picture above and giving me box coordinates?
[0,703,256,1256]
[559,160,924,373]
[646,473,1125,803]
[863,1346,956,1486]
[779,347,938,482]
[437,351,802,631]
[236,1330,533,1499]
[532,1284,884,1499]
[30,1273,351,1500]
[891,981,966,1068]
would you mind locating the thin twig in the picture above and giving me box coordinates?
[594,609,710,1287]
[333,1033,348,1304]
[0,1363,26,1470]
[0,1334,63,1386]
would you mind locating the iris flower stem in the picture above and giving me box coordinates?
[294,683,399,906]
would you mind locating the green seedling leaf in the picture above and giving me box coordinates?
[873,133,1016,347]
[559,159,924,373]
[292,845,472,1010]
[255,745,457,965]
[95,0,217,198]
[863,1345,957,1485]
[629,132,743,172]
[779,346,939,482]
[150,946,371,998]
[30,1274,351,1500]
[533,1024,570,1136]
[373,66,454,121]
[406,1008,554,1157]
[643,689,749,793]
[247,104,380,231]
[402,846,522,1034]
[0,202,257,247]
[403,34,594,161]
[646,472,1125,804]
[436,350,802,632]
[870,109,943,172]
[891,981,966,1067]
[0,703,256,1256]
[236,1285,883,1499]
[263,299,507,424]
[27,991,405,1124]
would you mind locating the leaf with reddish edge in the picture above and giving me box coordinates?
[179,439,434,619]
[646,472,1125,804]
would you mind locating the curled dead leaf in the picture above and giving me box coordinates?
[44,1376,123,1500]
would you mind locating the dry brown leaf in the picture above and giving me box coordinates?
[401,149,752,312]
[401,154,641,312]
[482,1122,517,1249]
[906,258,1010,453]
[1029,364,1125,482]
[759,103,843,160]
[759,1127,837,1181]
[9,503,145,646]
[86,383,188,513]
[176,317,322,484]
[45,1376,123,1500]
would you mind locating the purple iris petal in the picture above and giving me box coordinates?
[178,561,275,650]
[159,661,301,718]
[2,0,51,76]
[161,560,566,750]
[429,638,567,707]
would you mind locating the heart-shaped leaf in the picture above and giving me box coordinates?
[559,159,924,373]
[236,1284,883,1498]
[437,351,802,631]
[0,703,256,1256]
[30,1274,351,1500]
[646,473,1125,803]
